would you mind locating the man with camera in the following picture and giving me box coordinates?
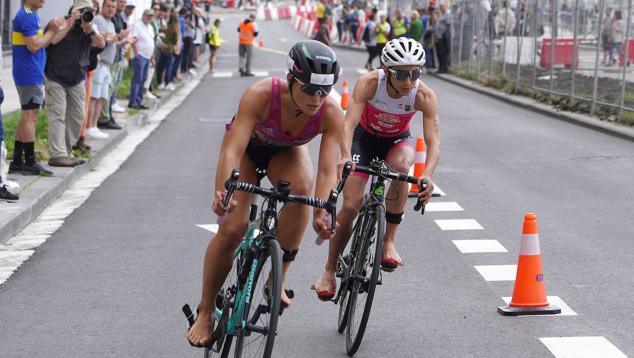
[10,0,68,176]
[44,0,105,167]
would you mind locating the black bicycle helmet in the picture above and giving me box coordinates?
[287,40,341,87]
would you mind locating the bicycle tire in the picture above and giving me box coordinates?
[337,211,367,334]
[233,239,282,358]
[345,205,385,356]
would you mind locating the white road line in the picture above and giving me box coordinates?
[474,264,517,281]
[212,71,233,78]
[433,184,446,196]
[539,337,627,358]
[251,71,270,77]
[425,202,464,212]
[452,240,507,253]
[435,219,483,230]
[356,69,369,74]
[0,74,203,287]
[197,224,219,233]
[502,296,577,316]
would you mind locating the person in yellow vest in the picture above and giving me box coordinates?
[375,13,391,64]
[238,12,258,77]
[207,18,222,72]
[391,8,410,38]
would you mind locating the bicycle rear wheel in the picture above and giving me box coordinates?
[233,239,282,358]
[337,212,367,334]
[345,205,385,356]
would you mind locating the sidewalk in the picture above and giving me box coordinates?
[0,57,210,244]
[1,54,20,114]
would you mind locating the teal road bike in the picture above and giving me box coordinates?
[332,159,427,356]
[184,164,351,358]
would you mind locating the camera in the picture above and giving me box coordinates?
[80,9,94,22]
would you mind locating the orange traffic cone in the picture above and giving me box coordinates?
[340,80,349,110]
[408,136,426,197]
[498,213,561,316]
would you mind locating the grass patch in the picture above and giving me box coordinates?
[117,67,133,99]
[2,110,50,161]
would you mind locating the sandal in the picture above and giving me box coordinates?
[311,281,336,301]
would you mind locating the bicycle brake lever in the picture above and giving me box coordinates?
[413,178,428,215]
[337,161,354,192]
[222,169,240,209]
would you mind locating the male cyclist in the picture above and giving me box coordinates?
[187,40,344,347]
[314,38,440,300]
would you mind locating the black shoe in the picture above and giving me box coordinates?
[239,71,245,77]
[21,161,53,176]
[98,119,122,130]
[0,185,19,201]
[244,72,255,77]
[128,104,141,110]
[138,104,150,110]
[8,161,22,174]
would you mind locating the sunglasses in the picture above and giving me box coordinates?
[294,77,332,97]
[387,68,423,81]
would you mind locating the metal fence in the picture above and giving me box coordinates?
[448,0,634,119]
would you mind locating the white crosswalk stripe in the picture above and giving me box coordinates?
[474,264,517,281]
[539,337,627,358]
[452,240,507,253]
[435,219,483,230]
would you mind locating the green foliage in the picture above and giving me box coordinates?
[2,110,50,160]
[117,67,134,99]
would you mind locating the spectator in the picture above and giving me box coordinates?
[207,18,222,72]
[495,1,516,37]
[143,3,163,101]
[601,7,613,65]
[45,0,105,167]
[409,10,423,42]
[345,6,360,44]
[10,0,67,176]
[238,12,258,77]
[435,2,452,73]
[375,13,391,64]
[423,6,437,70]
[392,8,410,38]
[609,10,625,66]
[129,9,156,109]
[363,13,378,70]
[314,16,332,46]
[181,9,196,75]
[170,7,187,83]
[1,39,20,201]
[87,0,120,141]
[317,0,326,25]
[334,3,344,43]
[121,0,135,24]
[157,12,181,90]
[99,0,133,131]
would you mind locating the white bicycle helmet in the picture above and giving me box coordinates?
[381,38,426,67]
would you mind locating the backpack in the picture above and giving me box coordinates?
[362,23,371,42]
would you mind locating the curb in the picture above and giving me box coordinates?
[430,73,634,142]
[0,61,205,245]
[332,43,366,53]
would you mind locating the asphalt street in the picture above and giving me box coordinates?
[0,14,632,358]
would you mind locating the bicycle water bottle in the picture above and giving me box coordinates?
[315,214,332,246]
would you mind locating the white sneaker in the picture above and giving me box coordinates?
[145,91,157,100]
[166,83,175,91]
[188,69,197,75]
[111,103,126,113]
[86,127,110,140]
[158,83,166,90]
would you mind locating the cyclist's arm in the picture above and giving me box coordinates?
[213,81,265,194]
[415,85,440,180]
[341,73,376,160]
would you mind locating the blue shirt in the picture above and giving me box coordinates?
[12,6,46,86]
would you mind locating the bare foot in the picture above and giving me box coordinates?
[313,271,337,299]
[281,288,292,307]
[382,241,402,265]
[186,309,213,347]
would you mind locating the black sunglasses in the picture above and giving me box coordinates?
[388,68,423,81]
[294,77,332,97]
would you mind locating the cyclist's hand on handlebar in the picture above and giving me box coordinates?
[417,176,434,205]
[337,158,356,180]
[211,190,237,216]
[313,209,337,240]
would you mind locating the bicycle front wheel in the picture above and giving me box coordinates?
[233,238,282,358]
[337,212,366,334]
[345,205,385,356]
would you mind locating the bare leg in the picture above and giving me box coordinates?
[314,176,365,297]
[16,109,38,143]
[266,145,314,306]
[187,155,256,347]
[382,145,415,265]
